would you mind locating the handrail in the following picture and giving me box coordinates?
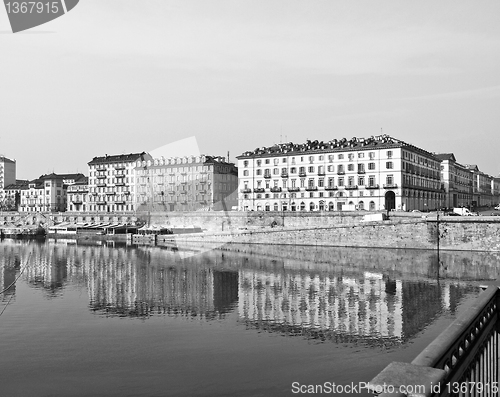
[369,283,500,396]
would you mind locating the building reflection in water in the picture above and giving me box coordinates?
[0,240,495,344]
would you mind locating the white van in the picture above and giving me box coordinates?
[453,207,478,216]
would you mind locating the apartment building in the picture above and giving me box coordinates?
[465,165,497,207]
[0,156,16,206]
[2,179,29,211]
[135,155,238,212]
[87,152,152,212]
[66,177,89,212]
[19,173,86,212]
[237,135,444,212]
[435,153,473,208]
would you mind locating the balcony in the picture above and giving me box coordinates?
[72,200,83,204]
[96,201,107,205]
[298,172,306,177]
[325,186,338,191]
[287,187,300,192]
[114,165,125,170]
[281,173,289,178]
[366,184,380,190]
[96,167,106,172]
[254,188,265,193]
[241,188,252,193]
[106,192,116,196]
[305,187,318,191]
[97,183,106,187]
[345,185,358,190]
[357,170,366,174]
[383,184,398,189]
[264,174,272,179]
[318,172,326,176]
[96,175,106,179]
[115,201,126,205]
[270,187,282,193]
[115,182,125,187]
[337,171,345,175]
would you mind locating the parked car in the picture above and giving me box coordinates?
[495,204,500,210]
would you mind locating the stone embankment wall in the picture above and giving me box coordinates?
[160,217,500,252]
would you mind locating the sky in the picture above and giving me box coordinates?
[1,0,499,179]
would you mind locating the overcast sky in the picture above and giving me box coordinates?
[1,0,499,179]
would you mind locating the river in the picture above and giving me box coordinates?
[1,239,498,396]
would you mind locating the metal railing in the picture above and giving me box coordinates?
[368,283,500,396]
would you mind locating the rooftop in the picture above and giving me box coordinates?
[88,152,151,165]
[236,134,440,160]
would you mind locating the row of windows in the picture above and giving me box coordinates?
[244,175,394,189]
[242,151,391,167]
[242,162,394,176]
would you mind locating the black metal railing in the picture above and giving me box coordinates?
[368,283,500,396]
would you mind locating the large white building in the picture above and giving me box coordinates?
[87,152,152,212]
[135,155,238,212]
[236,135,445,212]
[435,153,473,209]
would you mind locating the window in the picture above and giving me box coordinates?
[358,152,364,158]
[347,164,354,171]
[386,175,394,186]
[386,162,393,169]
[328,165,334,172]
[282,158,287,163]
[368,163,375,170]
[291,167,296,173]
[273,168,279,175]
[338,177,344,186]
[369,152,375,159]
[243,160,248,167]
[387,151,393,158]
[274,158,279,165]
[328,155,334,162]
[308,179,314,188]
[292,179,296,188]
[318,179,324,187]
[265,159,270,164]
[358,164,365,173]
[328,178,334,187]
[243,170,249,176]
[348,153,354,160]
[299,166,306,174]
[308,166,315,173]
[337,165,344,173]
[257,160,262,166]
[348,176,354,187]
[319,155,324,161]
[308,155,314,163]
[368,176,376,187]
[256,169,262,175]
[358,177,364,186]
[300,179,305,188]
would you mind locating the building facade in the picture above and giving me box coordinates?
[237,135,444,212]
[465,165,496,207]
[87,152,152,212]
[135,155,238,212]
[435,153,473,209]
[66,177,89,212]
[19,173,86,212]
[0,156,16,207]
[2,180,29,211]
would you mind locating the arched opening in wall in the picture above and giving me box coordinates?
[291,202,296,211]
[358,201,364,210]
[309,202,315,211]
[282,202,288,211]
[319,200,325,211]
[273,203,279,211]
[328,201,334,211]
[265,203,270,211]
[257,204,262,211]
[369,201,376,211]
[385,191,396,211]
[300,202,306,211]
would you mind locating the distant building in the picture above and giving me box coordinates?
[134,155,238,212]
[237,135,444,212]
[66,177,89,212]
[0,156,16,206]
[87,152,152,212]
[2,179,29,211]
[464,165,496,207]
[435,153,473,208]
[19,173,86,212]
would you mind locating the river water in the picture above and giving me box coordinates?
[1,239,499,397]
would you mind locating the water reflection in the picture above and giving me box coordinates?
[1,240,497,345]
